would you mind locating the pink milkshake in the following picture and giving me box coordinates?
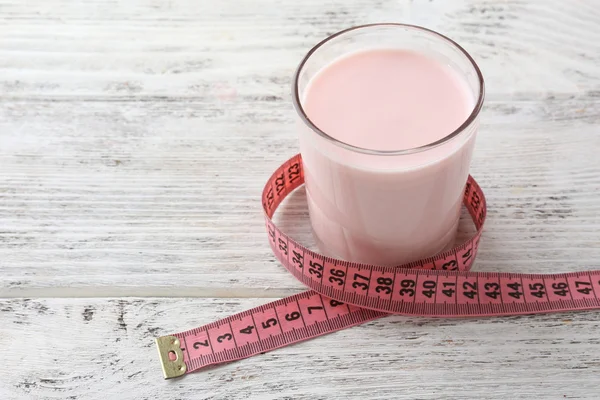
[293,24,484,266]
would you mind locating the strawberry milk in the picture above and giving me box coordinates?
[293,25,484,266]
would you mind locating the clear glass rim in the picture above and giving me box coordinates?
[291,23,486,156]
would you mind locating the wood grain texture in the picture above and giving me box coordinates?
[1,0,600,398]
[2,298,600,400]
[1,92,599,296]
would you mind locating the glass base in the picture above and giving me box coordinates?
[311,219,459,267]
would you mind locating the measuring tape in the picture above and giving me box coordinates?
[155,154,600,379]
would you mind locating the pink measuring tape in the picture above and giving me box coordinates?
[155,154,600,379]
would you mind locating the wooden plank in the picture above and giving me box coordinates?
[1,0,600,398]
[1,297,600,399]
[0,96,599,297]
[1,0,599,298]
[0,0,599,100]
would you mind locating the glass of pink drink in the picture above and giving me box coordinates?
[292,23,485,267]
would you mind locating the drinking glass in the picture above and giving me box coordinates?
[292,23,485,266]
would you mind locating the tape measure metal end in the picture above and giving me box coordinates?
[155,335,186,379]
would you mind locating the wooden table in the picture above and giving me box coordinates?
[2,0,600,398]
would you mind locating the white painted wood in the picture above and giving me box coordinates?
[1,88,599,297]
[2,298,600,400]
[1,0,600,398]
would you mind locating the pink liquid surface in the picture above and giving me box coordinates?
[299,48,478,266]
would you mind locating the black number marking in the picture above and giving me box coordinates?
[442,281,456,297]
[329,300,344,307]
[308,260,323,279]
[261,318,278,329]
[375,277,393,295]
[378,277,393,285]
[442,260,458,270]
[399,280,416,297]
[462,249,472,263]
[508,291,523,299]
[268,225,275,244]
[529,283,544,290]
[422,280,436,298]
[278,238,288,255]
[375,286,391,294]
[239,325,255,335]
[463,281,477,290]
[552,282,569,297]
[477,209,485,226]
[329,277,344,285]
[309,269,322,278]
[292,250,303,269]
[423,281,436,289]
[285,312,301,321]
[462,281,477,299]
[307,306,323,314]
[575,281,593,295]
[529,283,546,298]
[216,333,232,343]
[484,282,501,299]
[329,269,345,286]
[288,163,301,183]
[266,188,274,208]
[470,192,481,210]
[275,172,285,195]
[507,282,523,299]
[352,273,370,291]
[193,340,209,349]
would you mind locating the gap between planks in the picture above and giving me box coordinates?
[0,286,303,299]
